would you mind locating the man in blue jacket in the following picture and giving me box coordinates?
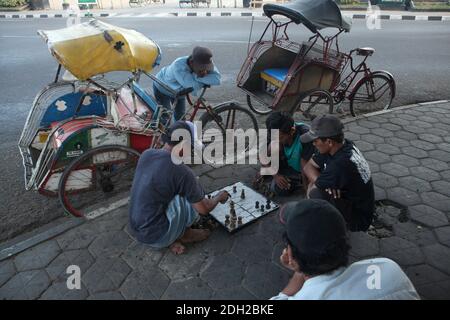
[153,46,221,122]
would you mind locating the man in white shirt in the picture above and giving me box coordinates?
[271,199,420,300]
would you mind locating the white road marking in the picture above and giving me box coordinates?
[84,197,129,220]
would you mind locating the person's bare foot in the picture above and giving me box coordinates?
[179,228,211,244]
[169,241,186,255]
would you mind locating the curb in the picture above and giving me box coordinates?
[0,12,450,20]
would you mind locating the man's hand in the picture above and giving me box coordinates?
[280,248,296,272]
[325,188,341,199]
[217,191,230,204]
[274,174,291,190]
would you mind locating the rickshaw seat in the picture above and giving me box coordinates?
[111,87,154,131]
[356,47,375,57]
[261,68,289,88]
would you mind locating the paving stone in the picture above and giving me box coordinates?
[381,123,402,132]
[427,128,449,137]
[344,132,361,142]
[56,223,100,250]
[364,151,391,164]
[410,140,436,151]
[349,232,380,258]
[368,115,391,123]
[435,226,450,247]
[162,277,213,300]
[83,257,131,294]
[385,137,410,148]
[207,166,236,179]
[259,212,284,244]
[88,230,133,258]
[0,270,50,300]
[409,120,433,129]
[379,236,425,266]
[386,187,422,207]
[396,131,418,141]
[398,176,432,193]
[353,140,374,152]
[416,280,450,300]
[243,263,291,300]
[403,109,423,117]
[403,125,426,134]
[417,116,440,124]
[40,279,89,300]
[14,240,61,272]
[437,143,450,152]
[196,229,235,257]
[435,123,450,133]
[409,205,448,228]
[372,172,399,189]
[383,163,410,177]
[45,249,95,282]
[87,291,124,300]
[401,146,429,159]
[367,161,380,173]
[121,241,165,270]
[419,133,443,143]
[192,164,215,176]
[441,170,450,181]
[374,185,387,200]
[410,167,441,182]
[93,211,129,233]
[428,150,450,163]
[375,144,401,155]
[0,260,16,287]
[201,253,245,290]
[391,155,420,168]
[348,125,370,135]
[357,120,380,129]
[420,192,450,212]
[398,113,417,121]
[423,244,450,275]
[211,286,257,300]
[392,222,437,247]
[231,233,273,264]
[120,267,169,299]
[372,128,394,138]
[271,242,286,270]
[406,264,448,287]
[390,117,411,126]
[158,247,208,281]
[360,134,384,145]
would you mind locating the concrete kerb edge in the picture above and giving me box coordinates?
[0,100,448,261]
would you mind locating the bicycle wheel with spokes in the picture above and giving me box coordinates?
[200,102,259,166]
[58,145,140,218]
[246,95,272,115]
[350,74,394,117]
[290,89,334,122]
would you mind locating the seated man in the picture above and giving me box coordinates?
[271,200,420,300]
[301,115,375,232]
[128,121,229,255]
[153,46,221,122]
[258,112,315,196]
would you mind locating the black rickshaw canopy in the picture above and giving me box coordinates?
[263,0,352,33]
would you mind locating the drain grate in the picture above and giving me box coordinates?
[368,199,409,239]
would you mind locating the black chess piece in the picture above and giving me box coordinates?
[255,201,259,209]
[266,200,271,210]
[207,194,211,199]
[240,189,245,199]
[233,186,237,193]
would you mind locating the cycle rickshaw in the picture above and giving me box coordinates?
[237,0,396,119]
[19,20,257,218]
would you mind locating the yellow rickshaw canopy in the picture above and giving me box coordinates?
[38,20,161,81]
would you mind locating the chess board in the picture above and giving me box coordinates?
[207,182,280,233]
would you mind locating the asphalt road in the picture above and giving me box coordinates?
[1,17,449,241]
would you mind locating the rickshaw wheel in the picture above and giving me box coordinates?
[290,89,334,122]
[350,74,394,117]
[200,102,259,166]
[58,145,140,218]
[246,95,272,115]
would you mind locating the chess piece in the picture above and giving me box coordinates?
[233,186,237,193]
[266,200,271,210]
[255,201,259,209]
[238,216,243,225]
[229,221,236,229]
[260,206,264,212]
[230,200,234,208]
[230,208,236,217]
[240,189,245,199]
[225,215,230,226]
[207,194,211,199]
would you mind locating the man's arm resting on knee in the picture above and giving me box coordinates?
[192,191,229,215]
[303,158,320,185]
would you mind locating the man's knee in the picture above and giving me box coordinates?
[308,187,331,201]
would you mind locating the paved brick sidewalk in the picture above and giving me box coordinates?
[1,101,450,300]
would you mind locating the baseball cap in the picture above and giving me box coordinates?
[300,115,344,143]
[279,199,348,255]
[161,120,204,151]
[191,46,214,72]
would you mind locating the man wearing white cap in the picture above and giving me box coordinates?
[129,121,229,255]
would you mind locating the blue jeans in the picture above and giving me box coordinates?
[153,84,186,123]
[148,195,199,249]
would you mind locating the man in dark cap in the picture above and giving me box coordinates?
[153,46,221,122]
[301,115,375,232]
[129,121,229,255]
[271,199,419,300]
